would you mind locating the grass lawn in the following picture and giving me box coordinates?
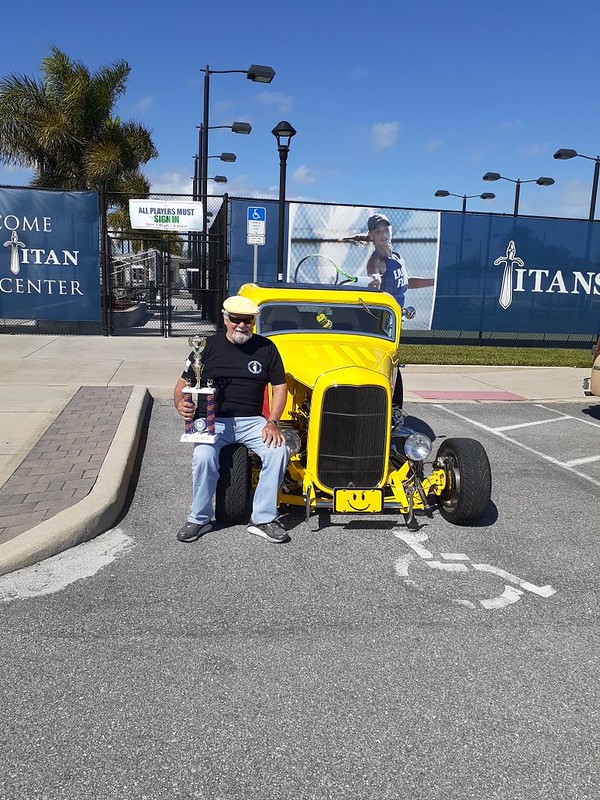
[399,344,593,367]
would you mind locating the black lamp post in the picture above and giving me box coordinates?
[198,64,274,314]
[482,172,554,216]
[554,148,600,220]
[435,189,495,212]
[272,120,297,282]
[200,65,273,236]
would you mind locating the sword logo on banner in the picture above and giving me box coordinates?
[3,230,26,275]
[494,240,524,309]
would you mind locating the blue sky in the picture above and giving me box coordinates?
[2,0,600,220]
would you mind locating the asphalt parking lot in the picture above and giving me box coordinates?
[1,399,598,800]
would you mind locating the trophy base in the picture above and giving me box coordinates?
[180,432,218,443]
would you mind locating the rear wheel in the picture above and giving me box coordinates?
[215,444,250,523]
[436,438,491,524]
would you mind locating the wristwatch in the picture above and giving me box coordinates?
[267,419,279,425]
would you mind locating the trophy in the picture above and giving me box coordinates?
[180,335,218,443]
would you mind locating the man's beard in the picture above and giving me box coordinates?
[231,329,252,344]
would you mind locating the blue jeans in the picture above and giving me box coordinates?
[188,416,289,526]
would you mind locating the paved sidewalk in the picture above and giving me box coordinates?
[0,386,133,544]
[0,334,593,576]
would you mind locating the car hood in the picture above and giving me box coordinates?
[271,334,395,388]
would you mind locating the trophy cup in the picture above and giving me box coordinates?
[180,335,218,443]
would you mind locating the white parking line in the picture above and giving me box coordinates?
[565,455,600,466]
[434,404,600,488]
[495,416,568,432]
[536,404,600,430]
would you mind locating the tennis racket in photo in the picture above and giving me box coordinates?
[294,254,358,285]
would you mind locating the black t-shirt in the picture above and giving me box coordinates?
[181,331,286,417]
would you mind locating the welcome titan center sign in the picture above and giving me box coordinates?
[0,186,101,321]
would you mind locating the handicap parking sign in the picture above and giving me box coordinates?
[247,206,266,245]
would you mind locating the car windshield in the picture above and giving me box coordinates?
[258,302,397,341]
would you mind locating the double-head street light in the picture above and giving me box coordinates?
[193,150,236,200]
[482,172,554,216]
[435,189,495,212]
[272,120,297,282]
[194,122,251,201]
[200,64,274,227]
[553,148,600,221]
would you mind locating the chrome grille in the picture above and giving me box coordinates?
[317,385,388,489]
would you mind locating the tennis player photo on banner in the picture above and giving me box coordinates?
[287,202,438,330]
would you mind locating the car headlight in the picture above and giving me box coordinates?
[404,432,432,461]
[283,429,302,455]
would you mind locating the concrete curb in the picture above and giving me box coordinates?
[0,386,150,577]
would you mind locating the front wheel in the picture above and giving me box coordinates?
[436,438,491,525]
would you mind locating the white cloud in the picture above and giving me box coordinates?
[256,91,293,114]
[371,122,400,150]
[492,119,523,133]
[212,99,235,119]
[517,142,552,158]
[148,170,193,195]
[423,138,443,154]
[293,164,318,184]
[554,178,592,219]
[134,95,155,112]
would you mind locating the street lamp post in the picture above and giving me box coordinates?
[198,64,274,314]
[482,172,554,216]
[272,121,297,282]
[553,148,600,220]
[200,65,274,236]
[191,129,241,313]
[435,189,495,212]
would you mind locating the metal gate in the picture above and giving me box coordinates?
[104,195,228,337]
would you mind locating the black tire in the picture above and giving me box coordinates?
[215,444,250,524]
[392,369,403,410]
[436,438,491,525]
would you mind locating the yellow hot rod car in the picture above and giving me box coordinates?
[214,282,492,529]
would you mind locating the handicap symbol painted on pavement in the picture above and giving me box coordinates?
[394,530,557,610]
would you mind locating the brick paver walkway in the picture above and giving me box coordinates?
[0,386,133,545]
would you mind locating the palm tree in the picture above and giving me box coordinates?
[0,46,157,192]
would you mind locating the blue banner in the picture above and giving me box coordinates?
[431,213,600,334]
[229,199,600,335]
[0,187,100,321]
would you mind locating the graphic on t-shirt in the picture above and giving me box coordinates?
[248,360,263,374]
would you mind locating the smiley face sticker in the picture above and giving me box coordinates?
[333,488,384,513]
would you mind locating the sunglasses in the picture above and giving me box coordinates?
[227,314,255,325]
